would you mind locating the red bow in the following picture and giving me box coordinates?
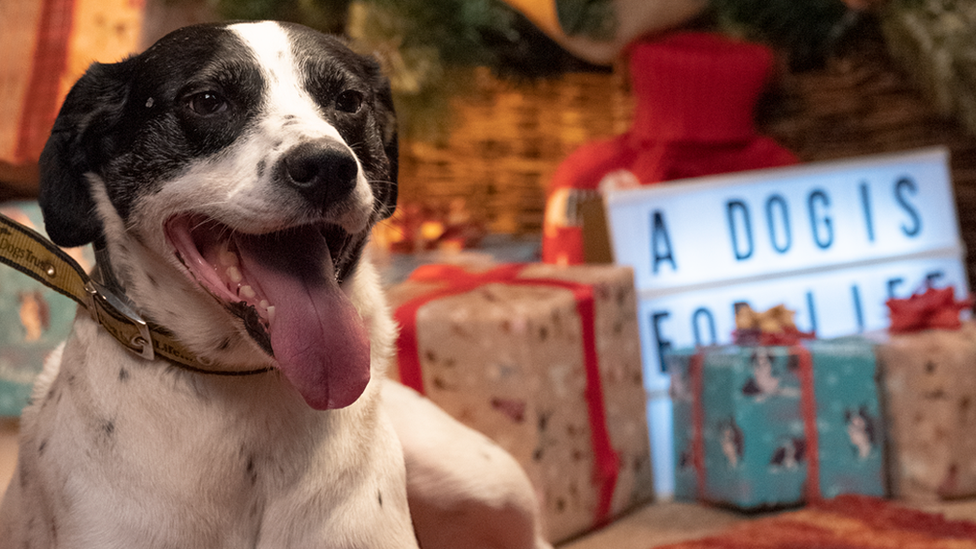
[886,287,973,334]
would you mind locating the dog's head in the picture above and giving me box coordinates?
[39,21,398,410]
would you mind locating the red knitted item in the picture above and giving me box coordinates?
[542,32,798,265]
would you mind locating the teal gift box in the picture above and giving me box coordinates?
[0,201,94,416]
[669,338,887,509]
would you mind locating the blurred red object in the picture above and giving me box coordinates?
[377,198,485,254]
[542,32,798,265]
[886,286,973,334]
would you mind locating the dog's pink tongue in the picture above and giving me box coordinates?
[236,228,370,410]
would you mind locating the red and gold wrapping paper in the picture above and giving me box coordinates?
[388,261,651,543]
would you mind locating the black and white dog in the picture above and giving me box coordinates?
[0,21,549,549]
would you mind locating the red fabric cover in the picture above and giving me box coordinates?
[542,32,799,265]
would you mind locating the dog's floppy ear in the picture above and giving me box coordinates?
[39,59,133,248]
[371,68,398,221]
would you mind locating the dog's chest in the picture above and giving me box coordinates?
[20,317,382,547]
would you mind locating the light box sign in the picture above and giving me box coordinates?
[603,147,968,497]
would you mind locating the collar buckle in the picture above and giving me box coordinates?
[85,279,155,361]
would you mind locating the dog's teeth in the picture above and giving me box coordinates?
[266,306,276,324]
[241,285,257,299]
[260,299,270,309]
[227,266,243,284]
[218,246,239,267]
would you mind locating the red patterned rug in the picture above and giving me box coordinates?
[659,496,976,548]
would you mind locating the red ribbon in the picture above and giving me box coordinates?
[394,263,620,526]
[689,352,706,501]
[689,346,820,503]
[886,287,973,334]
[795,346,821,502]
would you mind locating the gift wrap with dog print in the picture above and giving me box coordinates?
[874,321,976,500]
[0,201,94,416]
[387,261,653,543]
[669,339,886,509]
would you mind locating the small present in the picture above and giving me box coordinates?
[387,260,652,543]
[669,337,886,510]
[0,201,94,415]
[874,287,976,500]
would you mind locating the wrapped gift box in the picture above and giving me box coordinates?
[388,261,652,543]
[0,201,94,416]
[669,339,887,510]
[873,286,976,500]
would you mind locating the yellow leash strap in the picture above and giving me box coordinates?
[0,212,272,376]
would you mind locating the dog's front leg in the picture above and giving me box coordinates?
[381,379,553,549]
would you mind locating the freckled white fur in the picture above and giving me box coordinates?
[0,20,551,549]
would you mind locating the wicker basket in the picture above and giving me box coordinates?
[397,67,633,236]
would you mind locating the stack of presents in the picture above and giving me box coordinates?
[670,293,976,508]
[380,263,976,544]
[384,258,976,533]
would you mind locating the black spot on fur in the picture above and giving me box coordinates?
[37,440,47,456]
[246,457,257,486]
[218,337,232,351]
[147,274,158,288]
[257,159,266,177]
[377,490,383,507]
[538,412,550,432]
[119,367,130,382]
[103,420,115,437]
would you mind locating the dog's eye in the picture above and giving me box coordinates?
[187,91,228,116]
[335,90,363,114]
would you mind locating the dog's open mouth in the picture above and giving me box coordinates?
[164,214,370,410]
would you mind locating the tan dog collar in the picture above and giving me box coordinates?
[0,212,272,377]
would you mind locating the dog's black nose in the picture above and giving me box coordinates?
[280,140,359,207]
